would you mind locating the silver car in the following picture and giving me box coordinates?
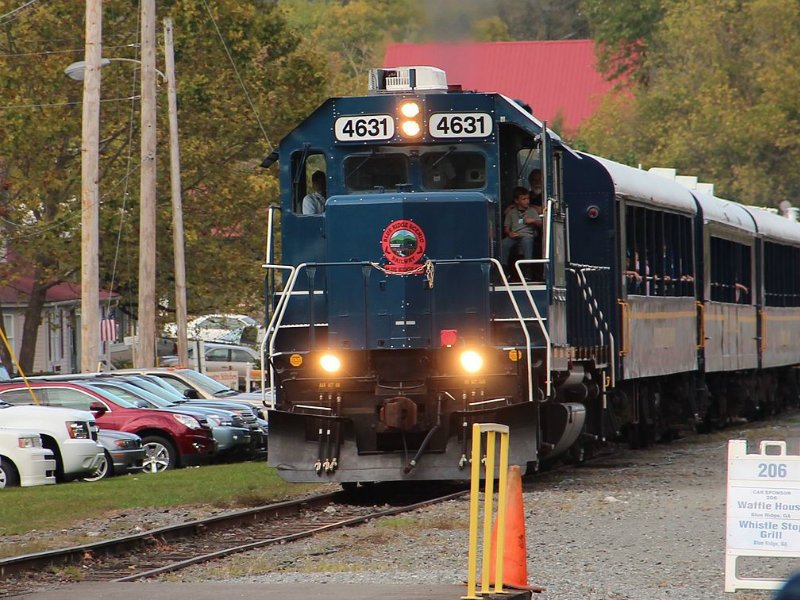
[83,429,144,481]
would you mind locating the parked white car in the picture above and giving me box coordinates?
[161,342,260,390]
[0,428,56,487]
[0,400,104,481]
[163,314,263,345]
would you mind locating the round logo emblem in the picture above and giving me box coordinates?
[381,220,426,271]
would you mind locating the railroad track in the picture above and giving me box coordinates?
[0,485,468,597]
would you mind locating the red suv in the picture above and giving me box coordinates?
[0,382,215,472]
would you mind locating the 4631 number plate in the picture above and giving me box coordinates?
[429,112,492,138]
[334,115,395,141]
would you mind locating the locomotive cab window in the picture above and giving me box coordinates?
[420,150,486,190]
[291,150,327,215]
[344,152,408,192]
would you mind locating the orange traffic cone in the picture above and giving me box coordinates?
[489,465,543,592]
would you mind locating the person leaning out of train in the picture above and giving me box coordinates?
[302,170,327,215]
[501,186,542,269]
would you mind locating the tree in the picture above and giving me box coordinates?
[580,0,664,83]
[284,0,422,96]
[578,0,800,207]
[498,0,590,41]
[0,0,327,372]
[473,16,512,42]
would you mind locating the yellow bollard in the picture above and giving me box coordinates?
[462,423,510,600]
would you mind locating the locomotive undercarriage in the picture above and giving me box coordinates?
[268,349,596,482]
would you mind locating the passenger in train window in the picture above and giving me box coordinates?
[734,280,749,303]
[623,251,643,294]
[503,168,543,218]
[302,170,327,215]
[501,186,542,275]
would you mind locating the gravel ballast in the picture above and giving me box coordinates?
[169,421,800,600]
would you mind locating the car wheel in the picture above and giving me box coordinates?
[0,458,20,488]
[141,436,176,473]
[81,450,112,482]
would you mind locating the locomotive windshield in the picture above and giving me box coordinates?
[343,146,487,192]
[344,153,408,191]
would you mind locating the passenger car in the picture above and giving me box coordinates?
[0,382,215,472]
[0,399,103,481]
[0,427,56,487]
[82,429,144,482]
[161,342,260,390]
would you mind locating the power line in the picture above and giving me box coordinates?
[0,0,51,27]
[200,0,273,152]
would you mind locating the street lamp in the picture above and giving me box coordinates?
[64,17,189,369]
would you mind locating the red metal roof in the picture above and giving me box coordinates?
[383,40,612,135]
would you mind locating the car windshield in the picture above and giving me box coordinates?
[95,382,172,408]
[87,385,140,409]
[176,369,237,396]
[130,376,185,401]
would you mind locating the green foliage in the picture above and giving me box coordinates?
[498,0,590,41]
[473,16,512,42]
[581,0,664,82]
[578,0,800,207]
[0,1,328,366]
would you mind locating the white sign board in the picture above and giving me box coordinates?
[725,439,800,592]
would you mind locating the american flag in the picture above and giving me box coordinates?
[100,319,117,342]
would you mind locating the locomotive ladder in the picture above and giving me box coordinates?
[567,263,616,388]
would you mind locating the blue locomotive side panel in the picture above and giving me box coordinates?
[324,192,492,350]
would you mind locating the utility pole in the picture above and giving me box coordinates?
[164,18,188,366]
[80,0,101,373]
[137,0,157,367]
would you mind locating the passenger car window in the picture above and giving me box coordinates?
[206,348,229,362]
[231,349,254,362]
[45,388,99,411]
[0,389,39,405]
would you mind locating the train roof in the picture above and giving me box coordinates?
[691,191,757,234]
[743,206,800,245]
[580,153,697,214]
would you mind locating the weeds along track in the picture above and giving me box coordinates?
[0,485,467,597]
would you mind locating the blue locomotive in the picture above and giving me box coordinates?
[262,66,800,483]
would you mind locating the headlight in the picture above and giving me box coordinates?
[320,354,341,373]
[66,421,91,439]
[173,413,202,429]
[401,120,421,137]
[460,350,483,373]
[115,438,142,449]
[18,435,42,449]
[400,101,420,117]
